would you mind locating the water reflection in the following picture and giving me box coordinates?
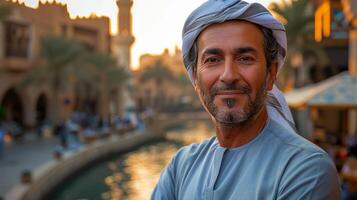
[52,121,213,200]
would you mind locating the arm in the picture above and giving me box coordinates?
[151,161,177,200]
[277,152,342,200]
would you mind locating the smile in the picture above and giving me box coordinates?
[215,90,246,96]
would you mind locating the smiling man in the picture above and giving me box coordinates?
[151,0,341,199]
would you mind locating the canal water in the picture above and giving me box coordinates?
[52,121,214,200]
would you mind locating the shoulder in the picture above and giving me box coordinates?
[266,120,341,199]
[267,119,337,178]
[172,136,216,163]
[167,136,216,175]
[151,137,216,200]
[267,119,329,158]
[277,151,341,199]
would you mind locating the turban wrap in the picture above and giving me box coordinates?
[182,0,296,132]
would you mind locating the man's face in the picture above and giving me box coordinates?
[195,20,276,125]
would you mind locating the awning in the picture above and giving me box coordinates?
[285,72,357,109]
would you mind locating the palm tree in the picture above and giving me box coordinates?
[0,5,11,21]
[139,61,175,109]
[269,0,327,90]
[41,35,83,89]
[73,52,130,115]
[84,52,130,87]
[23,35,84,122]
[140,61,174,85]
[24,34,130,120]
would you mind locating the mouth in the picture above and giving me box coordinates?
[215,90,246,96]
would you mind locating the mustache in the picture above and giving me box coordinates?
[210,83,252,96]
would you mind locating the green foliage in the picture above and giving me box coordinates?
[23,35,83,90]
[106,66,130,85]
[0,5,11,21]
[80,51,130,88]
[269,0,328,85]
[85,52,115,70]
[176,73,192,86]
[270,0,314,44]
[23,35,129,101]
[140,61,175,85]
[41,35,83,68]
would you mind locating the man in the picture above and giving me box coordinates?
[151,0,341,199]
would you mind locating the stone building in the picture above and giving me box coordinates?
[0,0,133,129]
[139,47,186,75]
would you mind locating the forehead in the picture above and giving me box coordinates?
[197,20,264,53]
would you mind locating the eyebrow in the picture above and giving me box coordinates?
[202,48,223,56]
[200,47,258,63]
[202,47,257,57]
[234,47,257,54]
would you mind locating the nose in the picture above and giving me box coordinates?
[219,59,240,84]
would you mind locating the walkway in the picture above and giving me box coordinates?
[0,133,59,198]
[0,112,210,198]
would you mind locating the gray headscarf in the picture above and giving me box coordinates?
[182,0,296,133]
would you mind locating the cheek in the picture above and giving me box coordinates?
[197,68,219,91]
[240,66,268,94]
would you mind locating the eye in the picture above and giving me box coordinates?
[204,57,221,64]
[237,56,255,64]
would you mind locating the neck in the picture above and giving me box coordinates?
[215,108,268,148]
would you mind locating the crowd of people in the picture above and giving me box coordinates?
[0,109,148,158]
[311,128,357,199]
[54,110,146,150]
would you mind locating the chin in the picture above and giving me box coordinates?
[214,109,250,125]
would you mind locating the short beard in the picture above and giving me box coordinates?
[197,79,268,127]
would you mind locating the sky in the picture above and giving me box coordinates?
[21,0,276,69]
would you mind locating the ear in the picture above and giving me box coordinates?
[267,62,278,91]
